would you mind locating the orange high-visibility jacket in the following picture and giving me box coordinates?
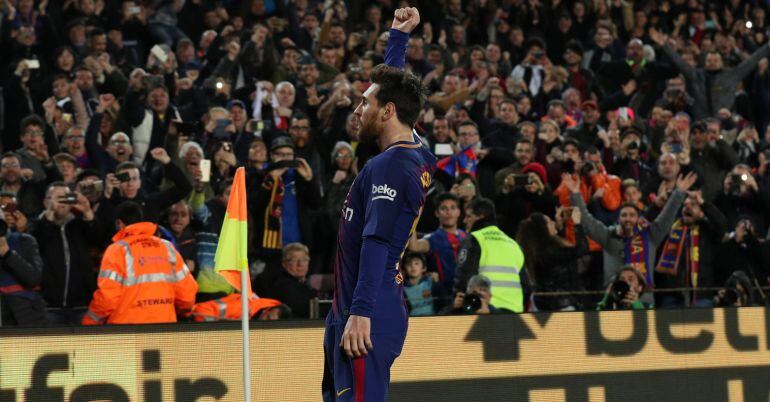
[83,222,198,325]
[554,175,602,252]
[190,293,282,322]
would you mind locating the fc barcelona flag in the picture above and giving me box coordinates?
[436,145,478,177]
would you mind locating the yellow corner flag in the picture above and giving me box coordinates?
[214,167,251,294]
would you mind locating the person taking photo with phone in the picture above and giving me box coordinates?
[0,204,47,326]
[105,147,192,225]
[517,208,589,311]
[252,136,321,294]
[495,162,558,238]
[31,182,102,325]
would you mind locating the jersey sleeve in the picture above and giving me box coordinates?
[362,157,423,242]
[385,28,409,69]
[424,232,437,247]
[350,156,425,317]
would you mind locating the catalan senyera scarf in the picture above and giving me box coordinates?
[262,175,284,250]
[624,219,653,287]
[655,219,700,301]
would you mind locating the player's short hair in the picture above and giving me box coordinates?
[370,64,426,128]
[467,198,496,221]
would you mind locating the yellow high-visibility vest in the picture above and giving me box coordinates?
[471,225,525,312]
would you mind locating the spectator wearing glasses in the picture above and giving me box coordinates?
[58,123,86,164]
[16,115,53,183]
[85,95,132,175]
[269,242,317,318]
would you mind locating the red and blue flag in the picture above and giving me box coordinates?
[436,145,478,177]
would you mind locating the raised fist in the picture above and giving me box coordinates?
[392,7,420,34]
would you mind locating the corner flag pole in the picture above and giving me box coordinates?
[212,167,252,401]
[242,267,251,402]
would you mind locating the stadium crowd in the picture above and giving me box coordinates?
[1,0,770,325]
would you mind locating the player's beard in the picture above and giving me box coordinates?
[358,113,381,144]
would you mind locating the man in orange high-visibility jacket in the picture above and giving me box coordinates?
[190,293,289,322]
[83,201,198,325]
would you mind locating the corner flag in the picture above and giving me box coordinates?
[214,167,251,295]
[213,166,253,401]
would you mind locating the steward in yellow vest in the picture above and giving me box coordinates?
[454,198,527,312]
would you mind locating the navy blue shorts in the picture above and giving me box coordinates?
[322,321,406,402]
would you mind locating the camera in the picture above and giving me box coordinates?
[267,160,300,171]
[513,174,532,186]
[174,121,200,135]
[248,120,272,132]
[116,172,132,182]
[715,287,741,307]
[730,174,747,197]
[58,194,79,205]
[213,119,232,140]
[610,280,630,304]
[79,180,104,196]
[462,292,483,313]
[1,202,17,214]
[562,159,576,174]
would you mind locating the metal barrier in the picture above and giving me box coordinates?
[308,286,770,318]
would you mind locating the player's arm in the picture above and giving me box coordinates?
[385,7,420,69]
[342,160,421,358]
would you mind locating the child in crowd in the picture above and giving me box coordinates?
[402,253,440,316]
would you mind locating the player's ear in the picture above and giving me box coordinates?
[382,102,396,122]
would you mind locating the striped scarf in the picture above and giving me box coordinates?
[262,176,284,250]
[655,220,700,300]
[624,219,653,287]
